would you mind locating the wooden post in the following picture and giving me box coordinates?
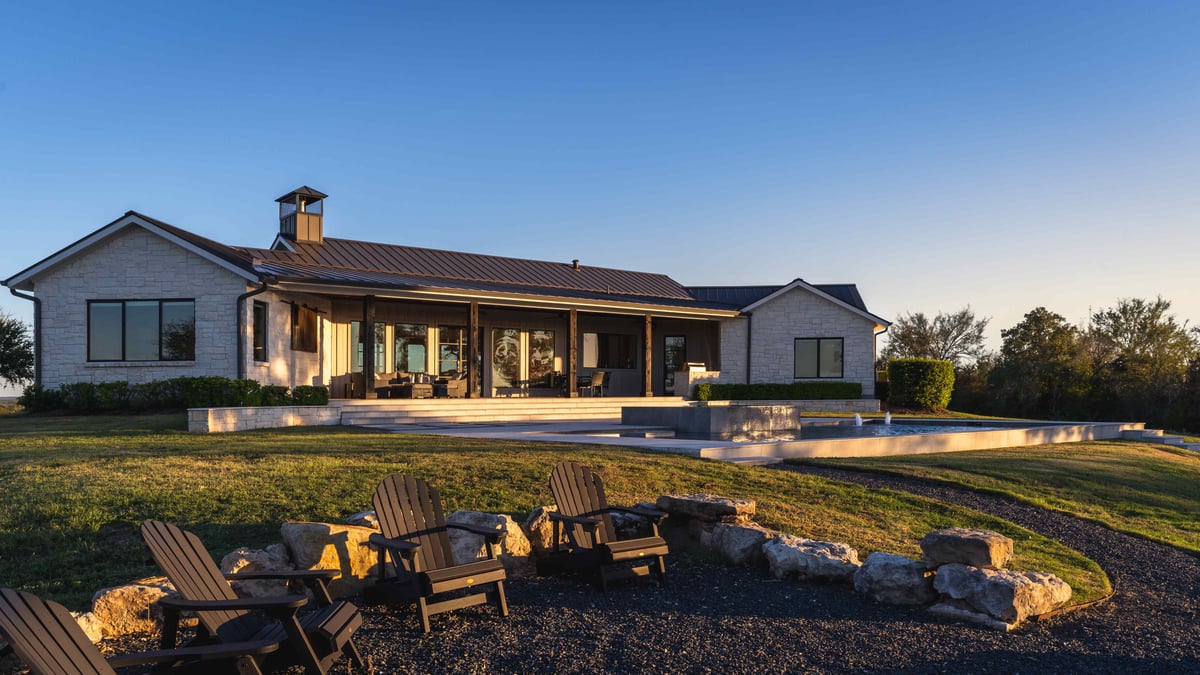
[468,301,480,398]
[643,314,654,397]
[362,295,376,399]
[568,309,578,397]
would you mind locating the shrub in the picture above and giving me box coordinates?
[260,385,291,406]
[888,358,955,410]
[291,386,330,405]
[17,384,64,413]
[694,381,862,401]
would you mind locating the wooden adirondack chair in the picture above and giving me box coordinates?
[140,520,364,675]
[539,461,670,591]
[0,587,281,675]
[366,474,509,633]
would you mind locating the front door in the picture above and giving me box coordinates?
[663,335,686,394]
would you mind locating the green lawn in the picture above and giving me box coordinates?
[0,414,1108,610]
[793,441,1200,554]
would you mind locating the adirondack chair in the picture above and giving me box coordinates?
[0,587,282,675]
[540,461,669,591]
[367,474,509,633]
[140,520,364,675]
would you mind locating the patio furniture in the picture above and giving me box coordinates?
[433,373,468,398]
[537,461,669,591]
[140,520,364,675]
[0,587,283,675]
[367,474,509,633]
[588,370,608,397]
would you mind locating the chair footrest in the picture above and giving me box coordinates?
[308,600,362,651]
[424,558,507,594]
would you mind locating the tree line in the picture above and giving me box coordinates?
[882,298,1200,430]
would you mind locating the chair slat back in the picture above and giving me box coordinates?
[550,461,617,548]
[140,520,246,639]
[0,588,115,675]
[372,474,454,572]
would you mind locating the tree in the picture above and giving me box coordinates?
[1087,297,1199,423]
[881,308,991,368]
[988,307,1090,418]
[0,310,34,388]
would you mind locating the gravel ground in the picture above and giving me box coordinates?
[71,466,1200,674]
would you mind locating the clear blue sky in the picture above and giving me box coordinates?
[3,2,1199,395]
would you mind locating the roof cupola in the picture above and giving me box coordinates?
[276,186,327,244]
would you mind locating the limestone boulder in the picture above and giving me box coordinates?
[345,510,379,529]
[220,544,295,598]
[447,511,534,578]
[656,494,755,523]
[88,576,178,638]
[281,521,379,597]
[72,611,106,643]
[931,563,1072,626]
[921,528,1013,570]
[764,535,860,582]
[853,552,937,605]
[521,505,558,556]
[709,522,779,566]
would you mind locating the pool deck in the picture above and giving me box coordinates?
[371,417,1147,464]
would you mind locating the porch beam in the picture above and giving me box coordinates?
[468,301,480,398]
[568,309,578,397]
[362,295,376,399]
[644,314,653,397]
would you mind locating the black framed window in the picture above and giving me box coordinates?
[794,338,843,378]
[394,323,428,373]
[291,304,318,353]
[87,299,195,361]
[252,301,268,362]
[582,332,637,369]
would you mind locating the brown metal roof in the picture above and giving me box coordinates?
[275,186,328,202]
[240,238,695,301]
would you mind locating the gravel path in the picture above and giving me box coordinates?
[333,465,1200,674]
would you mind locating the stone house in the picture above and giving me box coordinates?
[4,187,889,399]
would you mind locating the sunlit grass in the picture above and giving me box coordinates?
[0,414,1108,610]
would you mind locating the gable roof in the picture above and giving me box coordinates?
[696,279,889,329]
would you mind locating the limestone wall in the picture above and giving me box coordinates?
[189,405,342,433]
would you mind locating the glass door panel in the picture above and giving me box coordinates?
[664,335,686,393]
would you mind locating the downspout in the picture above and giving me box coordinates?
[745,312,752,384]
[236,278,274,380]
[8,288,40,387]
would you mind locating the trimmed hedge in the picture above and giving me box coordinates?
[18,377,330,414]
[887,358,955,410]
[694,381,862,401]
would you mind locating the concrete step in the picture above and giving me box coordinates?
[724,456,784,466]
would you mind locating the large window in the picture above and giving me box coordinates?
[394,323,428,374]
[439,325,470,375]
[88,299,195,361]
[529,330,555,387]
[252,301,268,362]
[350,321,386,374]
[794,338,843,378]
[582,332,637,369]
[492,328,520,388]
[291,304,318,353]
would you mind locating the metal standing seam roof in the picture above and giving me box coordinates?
[687,283,870,313]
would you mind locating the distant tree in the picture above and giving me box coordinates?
[0,310,34,388]
[988,307,1090,418]
[1087,297,1199,422]
[882,308,991,368]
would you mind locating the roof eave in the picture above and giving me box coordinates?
[740,278,891,328]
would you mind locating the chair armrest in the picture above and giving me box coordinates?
[108,640,281,668]
[446,521,505,542]
[158,594,307,612]
[369,533,421,558]
[548,511,601,530]
[224,568,337,581]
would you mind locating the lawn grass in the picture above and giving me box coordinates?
[0,414,1108,610]
[792,441,1200,555]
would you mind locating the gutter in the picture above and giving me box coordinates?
[8,288,40,387]
[236,278,275,380]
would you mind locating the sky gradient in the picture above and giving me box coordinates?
[2,2,1198,395]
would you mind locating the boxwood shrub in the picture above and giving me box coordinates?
[694,381,862,401]
[18,377,330,414]
[887,358,955,410]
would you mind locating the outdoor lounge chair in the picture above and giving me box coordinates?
[538,461,669,591]
[366,474,509,633]
[0,587,282,675]
[140,520,364,675]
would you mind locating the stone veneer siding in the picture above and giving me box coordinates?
[30,226,251,387]
[244,289,328,389]
[719,286,878,397]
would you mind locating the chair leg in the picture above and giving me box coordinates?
[417,596,432,634]
[655,555,668,586]
[235,656,265,675]
[494,580,509,617]
[596,567,609,593]
[343,639,366,672]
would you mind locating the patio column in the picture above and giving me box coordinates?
[468,301,480,398]
[361,295,376,399]
[568,309,578,397]
[643,314,653,397]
